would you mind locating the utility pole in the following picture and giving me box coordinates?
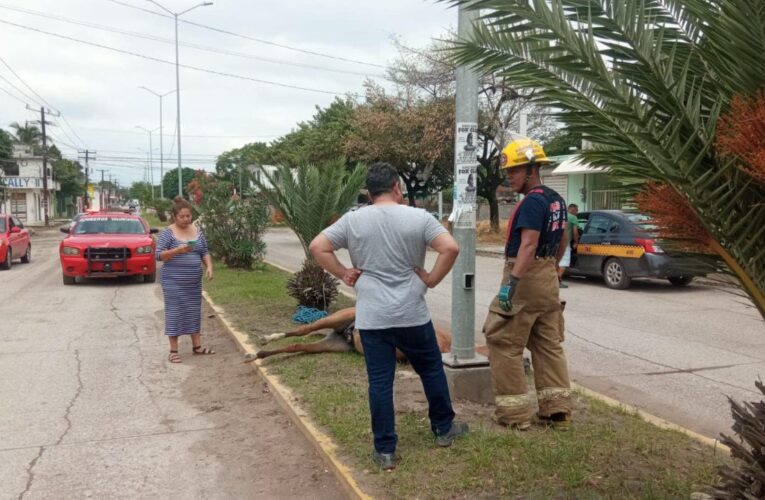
[140,87,174,199]
[136,126,159,199]
[147,1,213,199]
[443,3,491,403]
[27,105,60,226]
[78,150,96,209]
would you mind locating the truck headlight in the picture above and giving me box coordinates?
[62,247,80,256]
[135,245,153,254]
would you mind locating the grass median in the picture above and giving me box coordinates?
[204,260,729,499]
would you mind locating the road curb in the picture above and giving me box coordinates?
[202,290,372,500]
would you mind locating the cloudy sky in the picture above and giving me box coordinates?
[0,0,456,186]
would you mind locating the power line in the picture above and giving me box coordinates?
[0,18,357,97]
[0,4,387,79]
[0,83,28,105]
[104,0,387,69]
[0,72,41,106]
[0,53,88,149]
[74,126,279,139]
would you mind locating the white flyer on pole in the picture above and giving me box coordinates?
[451,122,478,228]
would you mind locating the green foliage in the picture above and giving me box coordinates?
[449,0,765,317]
[162,167,197,199]
[129,181,153,205]
[269,98,356,167]
[286,259,339,310]
[150,197,172,222]
[252,159,367,257]
[0,129,13,161]
[543,131,582,157]
[9,122,42,151]
[52,158,85,199]
[194,175,269,269]
[215,141,270,187]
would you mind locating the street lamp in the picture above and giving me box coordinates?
[139,86,175,199]
[136,125,161,199]
[146,0,213,200]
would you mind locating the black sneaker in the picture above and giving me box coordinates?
[435,421,470,447]
[372,450,396,471]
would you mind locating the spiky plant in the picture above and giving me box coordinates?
[709,381,765,499]
[447,0,765,317]
[286,259,339,310]
[252,159,367,258]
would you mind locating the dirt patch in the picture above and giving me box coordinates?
[176,303,344,499]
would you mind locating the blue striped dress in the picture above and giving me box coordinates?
[155,228,209,336]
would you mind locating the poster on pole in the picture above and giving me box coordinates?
[450,122,478,229]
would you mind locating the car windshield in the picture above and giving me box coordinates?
[0,219,5,233]
[74,217,145,235]
[624,213,658,231]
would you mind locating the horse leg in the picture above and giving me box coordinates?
[261,307,356,344]
[246,331,354,361]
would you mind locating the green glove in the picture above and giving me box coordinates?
[498,275,520,312]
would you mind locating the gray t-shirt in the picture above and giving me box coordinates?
[322,204,447,330]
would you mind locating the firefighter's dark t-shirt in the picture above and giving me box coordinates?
[505,185,568,258]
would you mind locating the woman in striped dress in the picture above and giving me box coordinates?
[155,197,214,363]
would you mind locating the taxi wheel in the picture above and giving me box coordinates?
[21,244,31,263]
[1,249,11,270]
[63,273,75,285]
[603,258,631,290]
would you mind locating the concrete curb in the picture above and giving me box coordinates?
[202,290,372,500]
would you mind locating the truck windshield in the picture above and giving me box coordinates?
[74,218,145,235]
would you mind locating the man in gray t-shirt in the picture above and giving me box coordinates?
[310,162,468,471]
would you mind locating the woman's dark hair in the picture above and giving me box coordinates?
[171,196,193,222]
[366,162,399,198]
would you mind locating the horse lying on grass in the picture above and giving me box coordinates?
[244,307,475,362]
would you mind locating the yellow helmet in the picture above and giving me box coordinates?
[500,138,552,169]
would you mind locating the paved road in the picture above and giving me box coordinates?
[0,229,342,500]
[265,227,765,439]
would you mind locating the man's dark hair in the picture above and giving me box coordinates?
[568,203,578,210]
[366,162,399,198]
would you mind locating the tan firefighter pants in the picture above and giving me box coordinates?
[483,257,572,425]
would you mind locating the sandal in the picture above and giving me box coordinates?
[192,346,215,355]
[168,351,182,363]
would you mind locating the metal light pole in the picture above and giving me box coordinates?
[139,86,175,199]
[136,125,161,199]
[146,0,213,199]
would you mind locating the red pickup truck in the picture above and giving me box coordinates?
[0,214,32,270]
[59,212,158,285]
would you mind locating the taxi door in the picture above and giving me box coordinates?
[574,213,614,274]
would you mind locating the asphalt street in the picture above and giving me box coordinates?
[265,227,765,439]
[0,228,342,500]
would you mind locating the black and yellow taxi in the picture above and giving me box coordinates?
[568,210,717,289]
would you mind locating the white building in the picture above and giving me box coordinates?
[0,145,60,224]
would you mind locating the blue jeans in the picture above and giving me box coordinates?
[359,321,455,454]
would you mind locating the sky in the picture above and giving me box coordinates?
[0,0,456,187]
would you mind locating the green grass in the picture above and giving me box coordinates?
[142,212,164,229]
[205,261,729,500]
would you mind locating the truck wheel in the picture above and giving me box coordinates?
[144,270,156,283]
[668,276,694,287]
[1,249,11,270]
[63,274,75,285]
[603,258,631,290]
[21,244,31,263]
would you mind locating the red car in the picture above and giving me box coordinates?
[0,214,32,270]
[59,212,158,285]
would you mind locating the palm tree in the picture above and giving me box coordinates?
[252,160,367,258]
[253,159,367,310]
[449,0,765,318]
[9,122,42,149]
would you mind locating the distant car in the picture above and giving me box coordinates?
[59,212,158,285]
[568,210,717,289]
[0,214,31,270]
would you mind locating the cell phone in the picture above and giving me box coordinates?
[187,239,197,247]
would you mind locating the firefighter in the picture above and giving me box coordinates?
[483,138,572,430]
